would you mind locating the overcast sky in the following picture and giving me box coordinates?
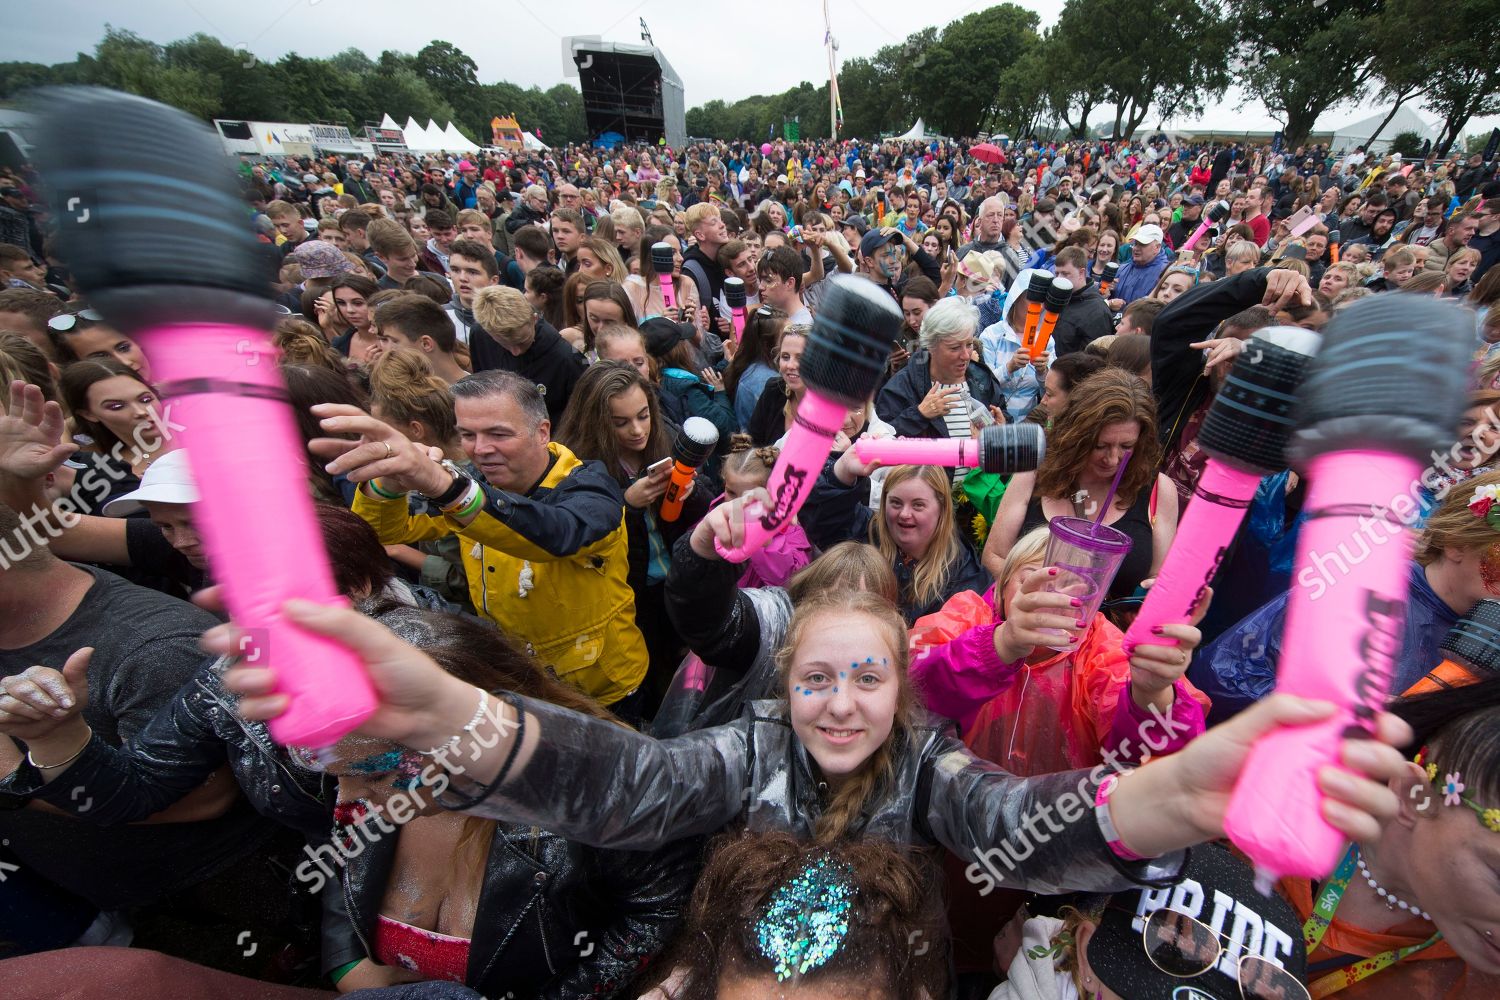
[6,0,1497,139]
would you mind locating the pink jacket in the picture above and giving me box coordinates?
[908,587,1209,776]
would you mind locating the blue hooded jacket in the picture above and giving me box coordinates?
[1189,562,1459,725]
[1112,244,1173,305]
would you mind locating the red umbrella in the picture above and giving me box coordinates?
[969,142,1006,165]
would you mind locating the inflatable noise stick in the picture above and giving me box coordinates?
[659,416,718,523]
[1223,295,1474,885]
[1023,276,1073,358]
[1123,326,1319,654]
[651,241,678,312]
[1020,271,1052,347]
[32,87,377,748]
[723,277,747,342]
[1183,199,1231,253]
[1404,599,1500,696]
[714,277,902,562]
[853,423,1045,474]
[1099,260,1120,297]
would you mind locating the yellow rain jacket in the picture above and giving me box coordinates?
[352,443,647,705]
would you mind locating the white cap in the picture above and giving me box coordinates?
[103,448,198,516]
[1131,224,1165,245]
[776,174,789,184]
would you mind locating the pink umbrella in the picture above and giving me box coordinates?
[970,143,1006,165]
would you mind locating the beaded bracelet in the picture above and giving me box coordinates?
[421,687,491,757]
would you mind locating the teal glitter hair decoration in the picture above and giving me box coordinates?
[754,856,855,982]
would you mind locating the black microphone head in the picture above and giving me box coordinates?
[724,277,747,309]
[672,416,719,467]
[1027,271,1052,301]
[1103,260,1120,281]
[29,87,273,332]
[797,276,903,407]
[1290,295,1473,465]
[1440,599,1500,677]
[979,423,1046,474]
[1206,199,1231,223]
[1197,326,1320,474]
[1044,276,1074,311]
[650,241,676,274]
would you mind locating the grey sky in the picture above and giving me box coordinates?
[6,0,1495,140]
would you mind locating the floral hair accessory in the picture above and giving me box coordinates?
[754,856,854,982]
[1415,746,1500,832]
[1467,483,1500,529]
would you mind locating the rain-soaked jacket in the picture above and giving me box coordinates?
[1191,561,1457,725]
[0,657,333,842]
[438,694,1189,897]
[908,588,1208,775]
[653,535,795,738]
[352,444,647,706]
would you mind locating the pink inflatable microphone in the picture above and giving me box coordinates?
[1122,326,1319,654]
[723,277,747,342]
[714,277,900,561]
[651,242,678,313]
[34,88,377,748]
[1183,199,1231,251]
[1223,296,1472,886]
[853,423,1046,475]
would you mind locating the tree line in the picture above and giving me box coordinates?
[1,2,1494,152]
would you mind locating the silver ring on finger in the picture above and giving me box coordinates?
[382,441,393,461]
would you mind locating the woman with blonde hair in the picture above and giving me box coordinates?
[984,368,1178,604]
[804,452,991,624]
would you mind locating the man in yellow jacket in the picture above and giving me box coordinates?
[312,370,648,713]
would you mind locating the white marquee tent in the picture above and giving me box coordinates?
[522,131,549,151]
[440,121,481,153]
[1326,106,1438,155]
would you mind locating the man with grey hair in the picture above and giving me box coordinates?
[467,284,584,423]
[958,197,1006,259]
[330,370,649,716]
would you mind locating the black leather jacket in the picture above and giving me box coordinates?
[322,812,697,999]
[441,695,1188,898]
[0,657,333,843]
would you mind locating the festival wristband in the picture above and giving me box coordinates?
[366,478,405,500]
[427,471,470,509]
[439,479,483,517]
[1095,771,1151,862]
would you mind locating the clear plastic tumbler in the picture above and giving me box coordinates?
[1039,516,1133,651]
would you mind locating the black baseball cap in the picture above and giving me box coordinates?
[859,229,902,257]
[640,317,696,358]
[1086,843,1308,1000]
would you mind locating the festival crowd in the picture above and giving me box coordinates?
[0,125,1498,1000]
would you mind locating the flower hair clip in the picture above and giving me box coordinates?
[1467,484,1500,530]
[1415,747,1500,833]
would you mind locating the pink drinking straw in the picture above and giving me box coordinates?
[1092,449,1131,535]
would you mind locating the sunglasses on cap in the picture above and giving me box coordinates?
[1128,905,1309,1000]
[47,309,105,332]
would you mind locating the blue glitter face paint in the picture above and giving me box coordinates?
[755,856,854,982]
[348,749,404,775]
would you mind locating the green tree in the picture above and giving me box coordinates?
[1228,0,1384,148]
[907,5,1040,137]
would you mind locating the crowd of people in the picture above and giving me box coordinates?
[0,125,1498,1000]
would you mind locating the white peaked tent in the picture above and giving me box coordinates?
[1328,106,1438,155]
[522,132,549,151]
[424,120,445,149]
[402,116,428,150]
[895,118,938,141]
[379,113,400,131]
[441,121,480,153]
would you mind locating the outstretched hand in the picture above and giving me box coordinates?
[1,381,79,482]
